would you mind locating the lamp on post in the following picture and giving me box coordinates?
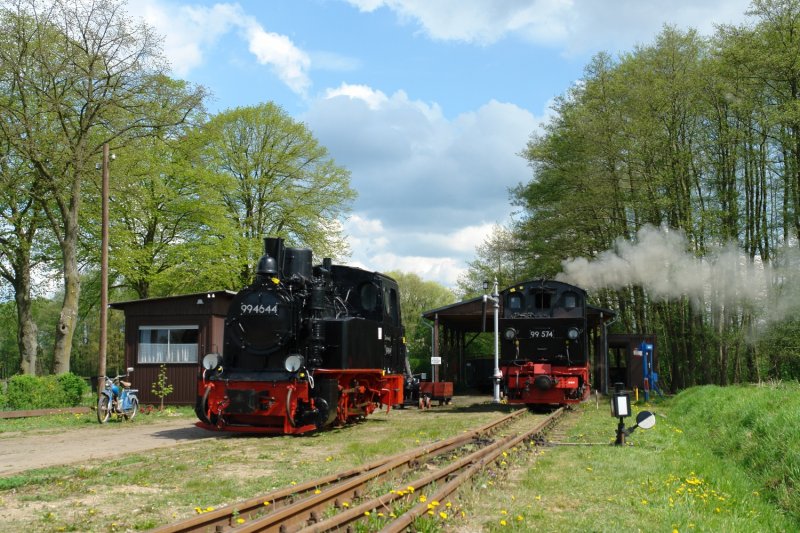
[482,278,502,404]
[611,382,657,445]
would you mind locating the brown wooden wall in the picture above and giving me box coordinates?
[112,291,234,406]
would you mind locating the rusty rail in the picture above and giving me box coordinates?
[151,407,528,533]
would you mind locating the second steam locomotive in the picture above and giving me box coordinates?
[195,237,407,434]
[498,279,603,406]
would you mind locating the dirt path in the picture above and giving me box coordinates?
[0,418,229,476]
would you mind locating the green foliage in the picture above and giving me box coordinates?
[5,375,65,409]
[755,319,800,381]
[384,271,455,371]
[150,364,173,411]
[195,102,355,288]
[3,373,89,409]
[55,373,89,407]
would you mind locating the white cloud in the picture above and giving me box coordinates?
[344,0,751,53]
[343,214,496,287]
[325,83,389,110]
[241,21,311,95]
[127,0,310,93]
[304,85,544,287]
[305,89,539,238]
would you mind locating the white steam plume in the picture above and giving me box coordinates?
[556,225,800,325]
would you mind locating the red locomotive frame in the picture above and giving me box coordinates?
[197,369,404,434]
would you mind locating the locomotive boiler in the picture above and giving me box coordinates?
[195,237,407,434]
[498,279,597,406]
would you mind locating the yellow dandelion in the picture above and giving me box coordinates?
[672,529,679,533]
[535,495,542,501]
[194,507,202,514]
[430,500,440,507]
[342,502,350,508]
[390,513,396,518]
[500,509,508,515]
[427,510,434,516]
[378,512,384,517]
[446,502,452,508]
[205,507,214,512]
[501,461,508,466]
[236,518,245,524]
[419,495,427,503]
[753,491,760,496]
[715,507,721,513]
[517,515,524,521]
[364,511,370,516]
[263,501,271,506]
[326,456,333,461]
[290,481,297,486]
[502,451,508,457]
[407,485,415,493]
[586,467,593,472]
[641,499,648,505]
[500,519,507,526]
[314,489,321,494]
[439,511,448,519]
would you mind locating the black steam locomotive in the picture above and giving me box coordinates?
[195,237,407,434]
[499,279,597,405]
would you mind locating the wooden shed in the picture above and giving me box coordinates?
[110,291,235,406]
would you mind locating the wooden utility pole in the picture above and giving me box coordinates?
[98,143,109,388]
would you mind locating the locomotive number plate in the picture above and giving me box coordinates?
[240,303,279,315]
[529,328,554,339]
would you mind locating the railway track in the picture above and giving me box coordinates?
[151,407,564,533]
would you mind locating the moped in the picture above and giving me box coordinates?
[97,367,139,423]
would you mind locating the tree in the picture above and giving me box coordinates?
[0,0,205,372]
[82,132,233,299]
[385,271,455,367]
[0,141,46,374]
[195,103,355,286]
[150,364,173,411]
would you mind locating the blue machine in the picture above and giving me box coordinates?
[640,341,663,401]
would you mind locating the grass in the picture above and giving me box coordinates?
[1,387,799,532]
[0,405,195,434]
[455,382,800,532]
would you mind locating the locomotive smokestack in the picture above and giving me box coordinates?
[261,237,285,278]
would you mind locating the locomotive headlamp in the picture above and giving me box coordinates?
[567,327,580,340]
[503,327,517,341]
[284,354,304,372]
[202,352,222,371]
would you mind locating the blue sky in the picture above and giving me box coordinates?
[128,0,752,288]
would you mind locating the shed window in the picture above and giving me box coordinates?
[138,325,199,364]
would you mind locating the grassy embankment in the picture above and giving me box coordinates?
[460,382,800,532]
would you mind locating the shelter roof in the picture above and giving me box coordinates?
[421,296,615,332]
